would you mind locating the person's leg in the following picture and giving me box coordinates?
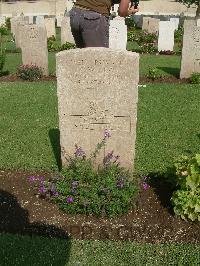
[69,7,85,48]
[81,11,109,48]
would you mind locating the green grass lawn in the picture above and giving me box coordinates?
[0,82,200,173]
[140,54,181,78]
[1,233,200,266]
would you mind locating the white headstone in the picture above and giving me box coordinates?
[0,17,6,26]
[36,16,45,26]
[15,20,29,48]
[21,25,48,76]
[56,15,64,27]
[158,21,175,52]
[180,20,200,78]
[44,17,56,38]
[170,18,180,31]
[61,17,75,45]
[114,4,119,13]
[142,17,160,34]
[11,17,23,36]
[56,48,139,169]
[29,16,34,24]
[109,18,127,50]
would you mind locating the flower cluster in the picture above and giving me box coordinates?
[142,176,151,190]
[27,175,59,197]
[17,64,43,81]
[74,145,85,157]
[28,130,139,218]
[103,151,120,165]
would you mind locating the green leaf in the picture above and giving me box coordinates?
[195,154,200,166]
[194,204,200,212]
[186,174,200,190]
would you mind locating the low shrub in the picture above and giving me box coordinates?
[47,36,59,52]
[0,25,8,36]
[137,30,158,54]
[0,53,5,73]
[0,25,9,75]
[47,37,76,52]
[60,42,76,51]
[5,18,11,30]
[171,154,200,221]
[147,67,163,80]
[159,50,175,55]
[129,30,158,54]
[17,64,43,81]
[125,17,136,30]
[174,27,183,42]
[190,72,200,84]
[28,130,139,218]
[127,29,137,42]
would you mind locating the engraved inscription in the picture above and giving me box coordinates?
[70,102,131,132]
[69,113,131,132]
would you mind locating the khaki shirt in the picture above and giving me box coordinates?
[75,0,112,17]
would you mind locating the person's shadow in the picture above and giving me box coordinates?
[0,190,71,265]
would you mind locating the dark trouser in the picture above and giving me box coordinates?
[69,7,109,48]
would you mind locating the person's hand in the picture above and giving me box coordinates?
[127,6,139,16]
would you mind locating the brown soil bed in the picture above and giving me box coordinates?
[0,74,56,82]
[0,74,190,84]
[139,76,189,84]
[1,170,199,243]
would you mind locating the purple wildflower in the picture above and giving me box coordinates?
[50,183,59,196]
[66,197,74,204]
[142,182,150,190]
[71,180,79,188]
[103,151,114,165]
[141,176,150,190]
[38,184,46,194]
[28,176,44,182]
[52,191,59,196]
[28,176,37,182]
[116,180,124,189]
[71,188,78,195]
[113,155,120,163]
[74,145,85,157]
[104,129,111,139]
[143,176,149,180]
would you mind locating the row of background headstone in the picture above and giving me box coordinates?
[7,14,200,79]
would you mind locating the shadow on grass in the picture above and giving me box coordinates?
[49,128,62,171]
[0,190,71,265]
[157,67,180,78]
[147,166,177,215]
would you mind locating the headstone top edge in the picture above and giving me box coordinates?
[56,48,139,59]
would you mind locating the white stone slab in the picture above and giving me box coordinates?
[158,21,175,51]
[56,48,139,169]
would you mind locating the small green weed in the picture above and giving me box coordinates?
[190,72,200,84]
